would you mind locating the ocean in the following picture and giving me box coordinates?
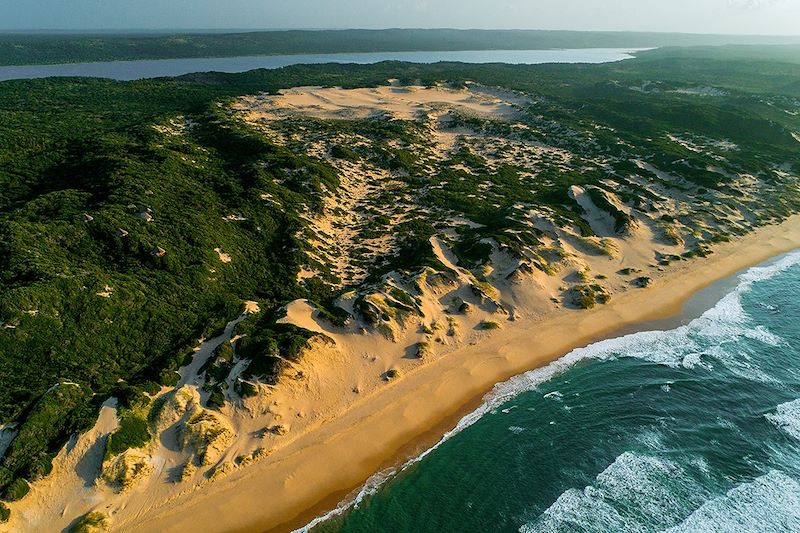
[308,251,800,532]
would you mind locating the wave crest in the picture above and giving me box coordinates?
[520,451,706,533]
[665,470,800,532]
[766,398,800,441]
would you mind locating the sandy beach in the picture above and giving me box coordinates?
[114,215,800,533]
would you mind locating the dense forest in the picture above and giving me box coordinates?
[1,28,800,66]
[0,46,799,518]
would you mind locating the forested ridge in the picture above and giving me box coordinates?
[1,29,799,66]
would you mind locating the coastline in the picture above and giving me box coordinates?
[121,214,800,533]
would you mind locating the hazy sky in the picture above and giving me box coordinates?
[1,0,799,35]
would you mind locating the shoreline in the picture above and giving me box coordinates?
[294,246,800,533]
[108,216,800,532]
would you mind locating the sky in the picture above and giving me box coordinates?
[1,0,799,35]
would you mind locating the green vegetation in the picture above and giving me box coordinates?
[576,237,618,258]
[2,477,29,502]
[198,341,240,408]
[0,45,799,509]
[0,66,366,494]
[234,380,259,398]
[569,285,612,309]
[0,384,86,492]
[0,502,9,523]
[330,144,360,162]
[479,321,502,330]
[105,411,151,458]
[234,317,314,385]
[585,187,635,234]
[69,511,109,533]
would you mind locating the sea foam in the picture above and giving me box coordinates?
[766,398,800,442]
[520,451,707,532]
[665,470,800,532]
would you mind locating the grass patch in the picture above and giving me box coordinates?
[69,511,109,533]
[2,478,29,502]
[569,284,611,309]
[105,411,151,458]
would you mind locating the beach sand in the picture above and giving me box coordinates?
[116,216,800,533]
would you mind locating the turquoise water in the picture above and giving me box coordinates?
[0,48,641,81]
[309,252,800,532]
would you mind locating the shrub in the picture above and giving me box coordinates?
[569,284,610,309]
[69,511,109,533]
[3,478,29,502]
[315,304,350,328]
[114,384,150,410]
[215,342,234,363]
[452,238,493,267]
[207,390,225,408]
[385,369,400,380]
[105,412,151,458]
[159,370,181,387]
[577,236,617,258]
[586,187,635,234]
[0,502,9,523]
[1,384,87,480]
[330,144,359,161]
[575,292,596,309]
[479,321,501,330]
[27,455,54,481]
[415,341,431,359]
[140,381,162,396]
[0,467,12,491]
[234,381,258,398]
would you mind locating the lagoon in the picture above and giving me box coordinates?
[0,48,642,81]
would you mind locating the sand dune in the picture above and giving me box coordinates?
[233,84,527,123]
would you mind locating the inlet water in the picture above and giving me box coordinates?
[0,48,641,81]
